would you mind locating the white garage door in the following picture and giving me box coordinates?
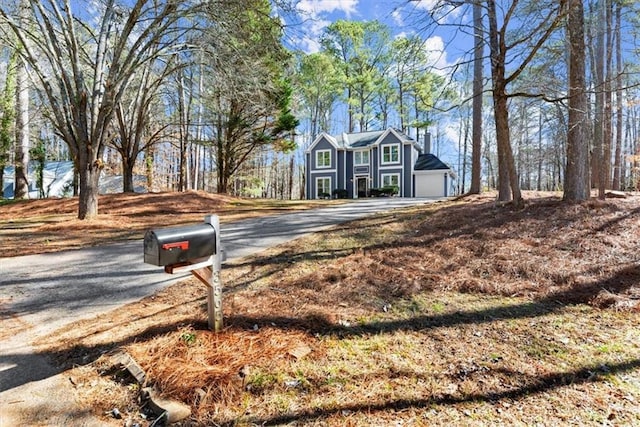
[415,173,445,198]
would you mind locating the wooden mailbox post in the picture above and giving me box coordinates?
[144,215,223,332]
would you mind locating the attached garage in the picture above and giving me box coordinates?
[413,153,455,198]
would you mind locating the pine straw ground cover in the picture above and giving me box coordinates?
[38,192,640,426]
[0,191,338,257]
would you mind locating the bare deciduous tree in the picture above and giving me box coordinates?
[12,0,29,199]
[0,49,17,199]
[111,53,176,193]
[564,0,590,202]
[470,0,483,194]
[0,0,196,218]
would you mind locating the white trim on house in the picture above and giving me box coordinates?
[315,149,332,168]
[373,128,398,147]
[343,154,347,195]
[381,173,400,187]
[354,150,370,166]
[372,128,422,152]
[310,168,337,174]
[305,132,340,153]
[376,128,394,145]
[381,143,400,165]
[413,169,457,178]
[353,175,370,199]
[315,176,332,199]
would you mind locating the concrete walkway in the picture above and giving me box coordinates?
[0,198,436,424]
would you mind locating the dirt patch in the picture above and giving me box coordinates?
[26,191,640,426]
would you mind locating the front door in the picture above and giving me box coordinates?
[356,177,368,198]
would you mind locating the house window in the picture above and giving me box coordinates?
[382,144,399,164]
[316,177,331,199]
[354,150,369,165]
[382,173,400,188]
[316,150,331,168]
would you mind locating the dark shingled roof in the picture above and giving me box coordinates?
[414,153,450,171]
[345,131,386,148]
[331,129,417,149]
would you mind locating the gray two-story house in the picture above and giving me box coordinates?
[305,128,454,199]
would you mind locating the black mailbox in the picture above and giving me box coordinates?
[144,223,216,266]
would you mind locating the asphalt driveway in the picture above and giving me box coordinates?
[0,198,435,398]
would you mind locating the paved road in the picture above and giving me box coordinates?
[0,198,435,395]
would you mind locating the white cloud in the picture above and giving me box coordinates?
[296,0,359,18]
[409,0,463,24]
[412,0,440,11]
[294,0,360,53]
[308,18,332,37]
[392,9,403,26]
[298,18,332,53]
[423,36,456,74]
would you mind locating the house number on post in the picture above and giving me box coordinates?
[143,214,223,332]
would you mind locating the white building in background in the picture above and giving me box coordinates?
[2,161,147,198]
[3,161,75,198]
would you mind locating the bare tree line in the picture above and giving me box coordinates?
[448,0,640,202]
[1,0,639,221]
[0,0,296,218]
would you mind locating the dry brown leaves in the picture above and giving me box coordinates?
[227,192,640,314]
[19,191,640,425]
[126,326,316,417]
[0,191,231,257]
[198,197,636,348]
[0,191,334,257]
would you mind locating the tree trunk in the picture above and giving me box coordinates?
[494,89,522,205]
[216,113,231,194]
[347,86,354,133]
[77,144,100,219]
[288,153,294,200]
[537,107,543,191]
[593,0,606,199]
[0,158,4,199]
[635,104,640,189]
[122,155,135,193]
[460,111,469,194]
[487,0,522,206]
[470,0,483,194]
[483,133,495,189]
[602,0,613,190]
[399,80,406,133]
[14,37,29,199]
[0,51,17,200]
[564,0,590,202]
[612,3,622,190]
[299,163,305,199]
[177,71,188,192]
[359,96,366,132]
[145,145,155,191]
